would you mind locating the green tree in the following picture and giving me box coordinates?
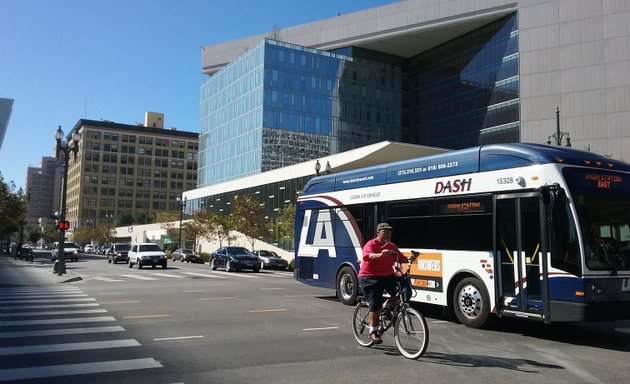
[231,195,271,250]
[276,203,295,244]
[193,210,236,247]
[0,173,27,242]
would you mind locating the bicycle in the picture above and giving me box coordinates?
[351,250,429,359]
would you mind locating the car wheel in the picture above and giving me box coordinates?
[225,260,232,272]
[152,265,156,269]
[138,261,142,269]
[108,258,112,264]
[210,258,217,270]
[162,263,167,269]
[260,261,265,270]
[129,260,133,268]
[253,267,260,273]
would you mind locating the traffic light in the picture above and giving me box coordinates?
[57,220,70,231]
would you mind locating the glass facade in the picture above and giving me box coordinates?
[405,14,519,148]
[198,14,519,187]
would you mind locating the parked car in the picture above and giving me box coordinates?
[210,246,260,272]
[128,242,167,269]
[84,244,95,254]
[51,241,80,262]
[107,243,131,264]
[171,248,203,263]
[253,250,289,270]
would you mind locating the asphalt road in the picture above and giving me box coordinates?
[1,251,629,384]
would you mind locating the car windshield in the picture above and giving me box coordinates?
[115,244,131,251]
[226,247,252,255]
[182,249,194,254]
[139,244,162,252]
[64,243,77,248]
[258,250,277,257]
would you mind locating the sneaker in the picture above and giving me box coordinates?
[369,332,383,344]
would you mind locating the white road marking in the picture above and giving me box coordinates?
[0,294,88,300]
[302,326,339,331]
[0,298,96,304]
[259,287,285,290]
[119,274,159,280]
[93,277,125,282]
[153,335,204,341]
[0,339,140,355]
[0,303,99,310]
[150,273,185,278]
[0,358,162,381]
[181,272,227,279]
[0,326,125,339]
[1,309,107,317]
[0,316,115,327]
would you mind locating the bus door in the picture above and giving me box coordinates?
[495,192,547,318]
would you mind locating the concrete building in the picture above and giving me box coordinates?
[199,0,630,187]
[61,115,199,232]
[25,156,61,228]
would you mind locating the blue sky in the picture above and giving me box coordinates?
[0,0,396,190]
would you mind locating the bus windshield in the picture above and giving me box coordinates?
[563,168,630,271]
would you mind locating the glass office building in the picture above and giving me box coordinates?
[199,13,518,188]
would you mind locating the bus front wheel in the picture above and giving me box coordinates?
[337,266,358,306]
[453,277,490,329]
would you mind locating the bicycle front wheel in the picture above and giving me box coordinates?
[351,302,374,347]
[394,306,429,359]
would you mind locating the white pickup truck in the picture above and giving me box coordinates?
[128,242,167,269]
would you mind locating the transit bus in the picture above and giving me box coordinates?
[294,143,630,328]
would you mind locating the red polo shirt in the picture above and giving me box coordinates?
[359,238,401,277]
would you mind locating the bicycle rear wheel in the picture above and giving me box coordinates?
[394,306,429,359]
[351,302,374,347]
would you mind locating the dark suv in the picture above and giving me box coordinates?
[107,243,131,264]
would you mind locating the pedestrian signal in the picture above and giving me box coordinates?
[57,220,70,230]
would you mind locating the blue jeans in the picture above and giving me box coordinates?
[359,275,397,311]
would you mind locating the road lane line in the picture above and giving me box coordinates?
[197,296,238,300]
[0,326,125,339]
[0,358,162,381]
[93,277,125,282]
[0,339,140,356]
[260,287,285,290]
[122,314,171,319]
[249,308,288,313]
[302,327,339,331]
[153,335,204,341]
[99,300,140,305]
[150,273,185,278]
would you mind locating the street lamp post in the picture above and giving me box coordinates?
[105,213,113,246]
[54,126,81,276]
[176,195,187,249]
[547,107,572,147]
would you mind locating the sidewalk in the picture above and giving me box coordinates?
[0,253,82,287]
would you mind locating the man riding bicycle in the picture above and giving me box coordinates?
[359,222,417,344]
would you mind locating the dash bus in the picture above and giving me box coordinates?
[294,143,630,328]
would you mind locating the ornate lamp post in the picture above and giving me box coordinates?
[176,195,187,249]
[547,107,572,147]
[54,126,81,275]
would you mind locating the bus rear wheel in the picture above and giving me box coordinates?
[336,266,358,306]
[453,277,490,329]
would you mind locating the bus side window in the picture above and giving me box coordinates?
[550,190,581,276]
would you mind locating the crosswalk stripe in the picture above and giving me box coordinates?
[181,272,227,279]
[93,277,125,282]
[119,274,159,280]
[0,358,162,381]
[0,303,100,310]
[0,339,140,356]
[0,316,115,327]
[0,293,88,299]
[0,297,96,304]
[207,271,260,279]
[0,326,125,339]
[1,309,108,317]
[150,273,185,278]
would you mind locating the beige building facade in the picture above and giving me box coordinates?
[62,118,199,232]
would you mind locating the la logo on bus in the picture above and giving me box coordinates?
[434,177,472,194]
